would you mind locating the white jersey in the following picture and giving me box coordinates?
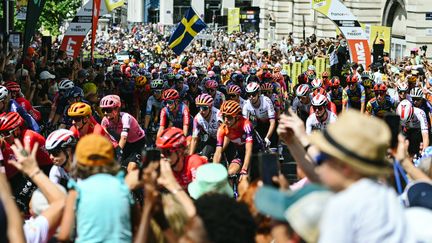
[292,96,312,116]
[192,106,222,140]
[213,91,226,109]
[306,110,337,134]
[239,97,246,108]
[49,165,70,185]
[403,107,429,132]
[242,95,276,122]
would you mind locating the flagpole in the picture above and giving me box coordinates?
[90,0,95,64]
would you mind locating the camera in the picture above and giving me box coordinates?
[420,45,428,52]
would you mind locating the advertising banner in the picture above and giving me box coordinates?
[228,8,240,34]
[291,62,302,86]
[90,0,102,62]
[302,60,313,73]
[367,25,391,54]
[23,0,47,57]
[311,0,372,69]
[315,57,326,78]
[16,0,28,20]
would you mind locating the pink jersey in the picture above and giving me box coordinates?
[101,112,145,143]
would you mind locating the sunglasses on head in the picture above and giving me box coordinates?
[199,106,209,111]
[102,108,114,113]
[314,152,330,166]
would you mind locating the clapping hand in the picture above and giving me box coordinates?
[8,139,39,177]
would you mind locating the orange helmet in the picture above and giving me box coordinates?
[373,84,387,92]
[227,85,241,95]
[220,100,241,116]
[346,75,359,84]
[162,89,180,101]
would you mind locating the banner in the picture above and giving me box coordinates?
[283,64,290,79]
[315,57,326,78]
[60,0,124,58]
[302,60,313,73]
[16,0,28,20]
[367,25,391,54]
[227,8,240,34]
[312,0,372,69]
[23,0,47,57]
[291,62,302,86]
[90,0,102,62]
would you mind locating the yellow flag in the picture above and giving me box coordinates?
[105,0,125,12]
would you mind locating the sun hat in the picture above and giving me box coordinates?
[309,110,392,176]
[75,134,114,166]
[255,184,333,243]
[188,163,233,199]
[402,181,432,210]
[404,207,432,243]
[39,70,56,80]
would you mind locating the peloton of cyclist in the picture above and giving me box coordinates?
[158,89,191,138]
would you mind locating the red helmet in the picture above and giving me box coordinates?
[322,71,329,78]
[156,127,186,149]
[227,85,241,95]
[346,75,359,84]
[205,80,218,89]
[296,84,310,97]
[311,79,323,90]
[313,87,327,97]
[162,89,180,101]
[311,94,328,106]
[5,82,20,92]
[373,84,387,92]
[261,83,273,91]
[330,77,340,88]
[0,112,24,132]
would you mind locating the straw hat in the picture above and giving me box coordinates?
[309,110,392,176]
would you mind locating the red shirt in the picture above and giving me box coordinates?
[174,154,207,189]
[70,116,119,147]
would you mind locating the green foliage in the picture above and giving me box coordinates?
[14,0,81,36]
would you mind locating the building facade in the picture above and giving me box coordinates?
[259,0,432,59]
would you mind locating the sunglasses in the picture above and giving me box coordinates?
[348,82,356,85]
[313,106,325,111]
[228,94,238,99]
[0,128,16,138]
[247,92,259,97]
[71,117,84,123]
[398,91,407,94]
[153,90,162,94]
[102,108,113,113]
[412,98,422,102]
[223,115,235,121]
[374,91,386,95]
[160,148,178,157]
[199,106,209,111]
[262,91,272,95]
[314,152,330,166]
[165,100,175,106]
[48,149,62,157]
[207,89,216,93]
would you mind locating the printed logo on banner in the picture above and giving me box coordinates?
[312,0,327,8]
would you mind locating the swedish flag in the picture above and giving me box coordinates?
[168,7,207,56]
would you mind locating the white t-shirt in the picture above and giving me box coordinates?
[319,179,415,243]
[24,216,49,243]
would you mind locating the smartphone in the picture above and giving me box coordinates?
[284,99,291,115]
[384,112,400,150]
[139,149,161,179]
[250,152,280,187]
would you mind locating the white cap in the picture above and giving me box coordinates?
[39,71,55,80]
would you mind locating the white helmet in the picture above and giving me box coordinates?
[396,100,414,122]
[311,79,323,89]
[0,86,8,101]
[296,84,311,97]
[397,82,409,92]
[410,87,423,99]
[311,93,327,106]
[46,129,77,151]
[245,82,260,93]
[58,79,75,91]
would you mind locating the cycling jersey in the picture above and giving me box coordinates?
[330,87,343,112]
[192,107,222,140]
[212,91,225,109]
[239,97,246,108]
[15,97,41,122]
[366,96,396,118]
[70,116,119,146]
[305,110,337,134]
[145,95,162,116]
[308,102,338,115]
[101,112,145,143]
[242,95,276,123]
[159,102,191,130]
[49,165,70,187]
[216,116,254,147]
[8,100,40,132]
[174,154,207,189]
[342,84,366,109]
[171,84,189,99]
[402,107,429,132]
[292,96,312,120]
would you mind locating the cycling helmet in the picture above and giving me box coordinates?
[208,71,216,78]
[66,86,84,99]
[245,82,260,93]
[220,100,241,116]
[195,94,214,106]
[151,79,164,89]
[124,59,130,65]
[135,76,147,87]
[250,68,257,75]
[373,84,388,92]
[156,127,186,149]
[362,79,374,89]
[5,82,20,92]
[311,79,323,90]
[166,73,175,81]
[235,73,245,83]
[322,71,329,78]
[0,112,23,131]
[67,102,92,117]
[396,100,414,122]
[346,75,359,84]
[45,129,77,151]
[296,84,311,97]
[205,80,218,89]
[58,79,74,91]
[100,95,121,108]
[138,63,145,69]
[311,94,328,106]
[227,85,241,95]
[187,76,199,85]
[330,77,340,88]
[312,87,327,97]
[162,89,180,101]
[397,82,409,92]
[82,82,97,97]
[174,74,184,83]
[410,87,423,98]
[261,83,273,91]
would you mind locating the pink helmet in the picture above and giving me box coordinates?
[227,85,241,95]
[100,94,121,108]
[205,80,218,89]
[397,100,414,122]
[195,93,214,106]
[208,71,216,78]
[311,93,328,106]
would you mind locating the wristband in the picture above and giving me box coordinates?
[240,169,248,175]
[29,169,41,179]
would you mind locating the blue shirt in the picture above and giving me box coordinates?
[68,172,133,243]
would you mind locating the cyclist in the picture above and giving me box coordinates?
[158,89,191,138]
[226,84,245,108]
[328,77,343,114]
[342,74,366,113]
[172,74,189,100]
[361,78,375,104]
[305,93,337,134]
[100,95,145,171]
[132,75,150,123]
[292,84,312,122]
[5,81,41,122]
[205,80,225,109]
[321,71,331,90]
[397,99,429,156]
[261,82,282,117]
[184,76,203,117]
[48,79,75,127]
[0,85,40,132]
[242,82,277,150]
[144,79,164,136]
[156,127,207,189]
[311,78,323,91]
[45,129,76,187]
[410,87,432,127]
[394,82,409,105]
[213,100,254,180]
[190,94,222,159]
[365,84,396,118]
